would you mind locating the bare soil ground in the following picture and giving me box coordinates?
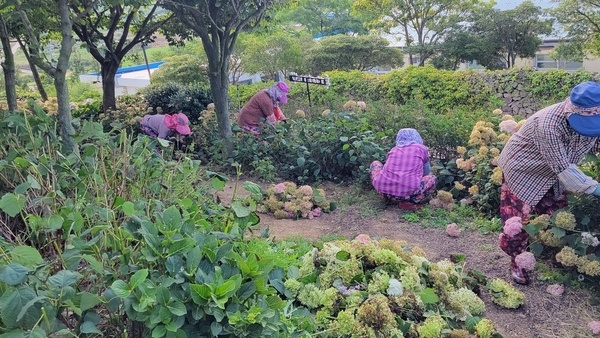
[217,179,600,338]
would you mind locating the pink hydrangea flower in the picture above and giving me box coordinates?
[446,223,461,237]
[312,207,322,217]
[273,183,286,194]
[588,321,600,334]
[515,252,536,271]
[354,234,371,244]
[545,284,564,296]
[503,216,523,237]
[499,120,518,134]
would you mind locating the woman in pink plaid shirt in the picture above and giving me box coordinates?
[370,128,438,210]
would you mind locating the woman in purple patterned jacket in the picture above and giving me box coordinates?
[370,128,438,210]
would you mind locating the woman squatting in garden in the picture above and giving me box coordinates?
[498,81,600,285]
[139,112,192,155]
[237,81,289,135]
[370,128,438,211]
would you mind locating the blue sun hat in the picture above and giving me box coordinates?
[566,81,600,137]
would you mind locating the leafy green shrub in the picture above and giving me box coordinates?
[141,82,184,113]
[68,81,102,102]
[150,54,210,86]
[284,234,500,337]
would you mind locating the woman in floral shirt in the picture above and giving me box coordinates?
[498,81,600,284]
[370,128,438,210]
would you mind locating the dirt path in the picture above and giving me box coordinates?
[217,179,600,338]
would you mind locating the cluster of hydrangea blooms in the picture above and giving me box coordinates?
[443,112,526,214]
[429,190,455,211]
[284,235,502,337]
[342,100,367,112]
[259,181,331,219]
[555,245,600,276]
[486,278,525,308]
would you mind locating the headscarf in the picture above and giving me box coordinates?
[395,128,423,147]
[265,81,290,105]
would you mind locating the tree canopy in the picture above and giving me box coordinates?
[305,34,404,74]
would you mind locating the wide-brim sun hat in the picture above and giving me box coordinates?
[165,113,191,135]
[566,81,600,137]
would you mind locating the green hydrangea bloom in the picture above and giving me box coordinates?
[553,211,576,231]
[298,283,322,309]
[487,278,525,309]
[447,287,485,320]
[416,315,447,338]
[475,318,495,338]
[284,278,303,297]
[401,265,423,293]
[367,270,391,294]
[321,287,339,309]
[331,309,355,335]
[372,248,403,266]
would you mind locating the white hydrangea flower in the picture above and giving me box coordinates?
[387,278,404,296]
[581,232,600,247]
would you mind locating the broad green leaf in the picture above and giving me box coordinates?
[80,321,102,334]
[420,288,439,304]
[0,263,31,285]
[237,282,256,302]
[335,251,350,260]
[10,246,43,267]
[26,175,41,190]
[522,223,540,236]
[0,193,26,217]
[230,201,250,218]
[29,327,46,338]
[210,177,226,191]
[530,242,544,256]
[79,292,102,312]
[162,206,182,230]
[14,182,31,195]
[168,238,196,256]
[152,325,167,338]
[16,296,46,322]
[167,301,187,316]
[185,246,202,273]
[340,136,349,142]
[130,269,149,289]
[45,215,64,231]
[297,157,305,167]
[215,280,237,297]
[190,284,212,300]
[210,321,223,336]
[549,226,566,238]
[0,286,38,328]
[48,270,80,287]
[156,286,171,305]
[110,280,131,298]
[121,202,136,217]
[157,138,170,147]
[82,254,104,273]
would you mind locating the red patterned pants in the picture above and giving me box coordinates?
[499,179,567,257]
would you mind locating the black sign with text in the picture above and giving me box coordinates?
[288,74,329,85]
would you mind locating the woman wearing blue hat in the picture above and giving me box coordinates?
[497,81,600,285]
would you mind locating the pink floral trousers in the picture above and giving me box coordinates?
[499,178,567,257]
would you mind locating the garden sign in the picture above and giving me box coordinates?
[288,73,329,106]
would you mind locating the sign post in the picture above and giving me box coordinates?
[288,73,329,106]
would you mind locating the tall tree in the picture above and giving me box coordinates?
[276,0,368,38]
[15,0,77,153]
[305,34,404,74]
[470,1,553,68]
[161,0,284,158]
[240,30,308,80]
[70,0,173,111]
[353,0,480,66]
[0,14,17,112]
[550,0,600,59]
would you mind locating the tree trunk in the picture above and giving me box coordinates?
[18,38,48,101]
[55,0,75,153]
[0,16,17,112]
[101,59,120,111]
[209,61,233,160]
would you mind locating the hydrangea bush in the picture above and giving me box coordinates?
[258,182,334,219]
[440,113,525,215]
[283,235,504,337]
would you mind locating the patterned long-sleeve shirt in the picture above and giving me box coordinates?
[372,144,430,197]
[498,101,600,205]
